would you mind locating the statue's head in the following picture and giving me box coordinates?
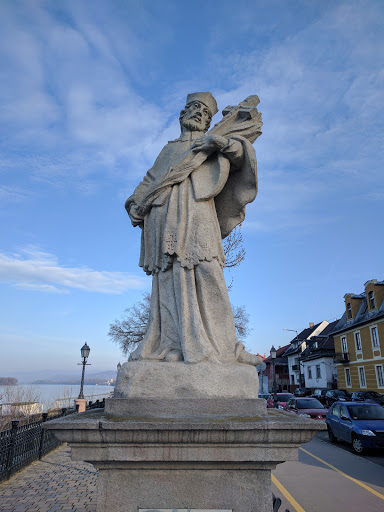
[179,92,218,133]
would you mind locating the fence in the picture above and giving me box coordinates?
[0,399,105,482]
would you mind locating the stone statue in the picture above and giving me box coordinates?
[125,92,262,367]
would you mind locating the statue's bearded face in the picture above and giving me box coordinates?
[180,101,212,132]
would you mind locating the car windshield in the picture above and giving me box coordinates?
[365,391,382,399]
[278,394,293,402]
[347,405,384,420]
[335,391,347,396]
[297,399,323,409]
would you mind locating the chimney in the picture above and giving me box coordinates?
[309,322,314,328]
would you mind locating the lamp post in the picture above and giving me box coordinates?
[270,345,278,408]
[77,343,91,400]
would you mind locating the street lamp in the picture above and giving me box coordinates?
[77,343,91,399]
[270,345,278,408]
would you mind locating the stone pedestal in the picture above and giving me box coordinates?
[114,361,260,399]
[74,398,87,413]
[45,398,325,512]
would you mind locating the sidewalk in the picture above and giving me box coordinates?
[0,445,97,512]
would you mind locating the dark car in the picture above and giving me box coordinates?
[325,389,351,407]
[326,402,384,454]
[266,393,294,409]
[311,389,328,404]
[294,387,311,397]
[351,391,384,406]
[284,397,327,420]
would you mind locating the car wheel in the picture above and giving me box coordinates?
[327,425,337,443]
[352,435,365,455]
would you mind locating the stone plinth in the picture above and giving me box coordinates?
[74,398,87,413]
[114,361,260,399]
[45,399,325,512]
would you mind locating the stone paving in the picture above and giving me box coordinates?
[0,445,97,512]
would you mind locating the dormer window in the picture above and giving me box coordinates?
[368,291,376,310]
[347,302,352,319]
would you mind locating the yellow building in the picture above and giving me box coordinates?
[332,279,384,393]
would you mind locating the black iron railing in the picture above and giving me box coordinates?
[0,399,105,482]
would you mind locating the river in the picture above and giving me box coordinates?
[0,384,114,411]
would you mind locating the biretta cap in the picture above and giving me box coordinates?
[186,92,218,116]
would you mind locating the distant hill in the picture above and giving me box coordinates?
[0,377,18,385]
[15,369,117,385]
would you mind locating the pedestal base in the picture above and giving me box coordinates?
[114,361,260,399]
[45,398,325,512]
[74,398,87,412]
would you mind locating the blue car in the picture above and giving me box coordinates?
[326,401,384,454]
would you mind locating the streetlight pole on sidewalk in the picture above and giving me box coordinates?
[74,343,91,413]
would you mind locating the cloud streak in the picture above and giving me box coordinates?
[0,248,146,294]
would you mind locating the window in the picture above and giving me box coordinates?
[354,331,362,352]
[331,404,340,417]
[358,366,366,388]
[347,302,352,319]
[316,365,321,379]
[340,404,348,419]
[341,336,348,356]
[371,326,379,348]
[307,366,312,379]
[368,291,376,310]
[345,368,352,387]
[376,365,384,388]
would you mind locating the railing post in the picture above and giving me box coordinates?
[61,408,67,417]
[6,420,19,479]
[38,412,49,460]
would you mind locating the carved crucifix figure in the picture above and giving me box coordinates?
[126,92,262,365]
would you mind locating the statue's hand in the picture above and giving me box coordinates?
[191,134,228,153]
[129,204,144,227]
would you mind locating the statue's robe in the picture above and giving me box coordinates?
[126,130,257,364]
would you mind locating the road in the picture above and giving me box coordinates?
[271,431,384,512]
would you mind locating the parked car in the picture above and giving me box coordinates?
[311,389,328,404]
[326,402,384,454]
[284,397,327,420]
[351,391,384,406]
[266,393,294,409]
[325,389,351,407]
[294,387,311,397]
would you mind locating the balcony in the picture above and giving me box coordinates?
[335,352,349,364]
[292,364,300,371]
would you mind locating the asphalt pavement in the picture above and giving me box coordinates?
[272,431,384,512]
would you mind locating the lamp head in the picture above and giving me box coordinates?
[81,342,90,359]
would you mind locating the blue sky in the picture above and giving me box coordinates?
[1,0,383,376]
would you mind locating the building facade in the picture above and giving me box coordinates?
[284,321,329,390]
[332,279,384,392]
[300,320,339,390]
[263,345,290,393]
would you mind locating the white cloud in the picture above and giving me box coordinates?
[0,185,29,203]
[0,248,146,294]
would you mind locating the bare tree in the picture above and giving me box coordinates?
[108,293,151,356]
[232,304,251,342]
[109,295,250,356]
[223,224,245,269]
